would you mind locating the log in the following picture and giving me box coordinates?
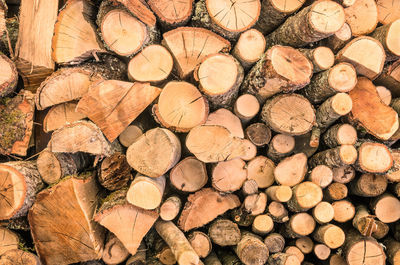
[312,201,334,224]
[204,252,222,265]
[292,132,318,158]
[0,161,44,220]
[332,199,355,222]
[232,29,266,69]
[350,173,387,197]
[352,205,389,239]
[242,46,313,103]
[315,93,353,130]
[244,123,271,147]
[98,152,131,191]
[371,20,400,61]
[208,219,241,247]
[265,185,292,203]
[308,165,333,188]
[355,141,393,173]
[376,86,392,105]
[344,0,378,36]
[205,108,244,138]
[309,145,358,168]
[264,233,285,254]
[29,173,104,264]
[52,0,105,64]
[244,193,268,216]
[127,127,181,178]
[188,231,212,258]
[375,60,400,99]
[212,158,247,193]
[126,174,166,210]
[261,94,315,135]
[42,102,86,132]
[274,153,308,187]
[152,81,208,132]
[194,53,244,109]
[284,246,303,263]
[169,156,208,192]
[0,249,40,265]
[94,189,159,255]
[267,134,295,162]
[234,94,260,124]
[313,244,330,260]
[324,183,348,201]
[113,0,156,27]
[247,156,275,189]
[162,27,230,79]
[267,201,289,223]
[37,150,92,185]
[102,233,130,265]
[323,22,352,52]
[252,214,274,235]
[322,124,357,148]
[301,62,357,104]
[192,0,261,40]
[287,181,323,212]
[336,37,386,80]
[387,149,400,182]
[0,90,34,156]
[0,227,19,255]
[160,196,181,221]
[14,0,58,91]
[128,45,173,83]
[298,47,334,73]
[0,17,18,58]
[384,238,400,265]
[285,213,316,238]
[235,232,269,265]
[118,125,143,148]
[241,179,258,196]
[148,0,193,29]
[376,0,400,24]
[0,53,17,97]
[154,239,176,265]
[332,165,355,183]
[267,253,300,265]
[295,237,313,254]
[178,188,240,231]
[265,0,345,48]
[313,224,345,249]
[371,193,400,223]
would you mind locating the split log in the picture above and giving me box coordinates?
[188,231,212,258]
[94,189,159,255]
[241,179,258,196]
[287,181,323,212]
[336,37,386,79]
[48,121,112,156]
[162,27,231,79]
[267,134,295,162]
[247,156,275,189]
[14,0,58,91]
[192,0,261,40]
[43,102,87,132]
[126,174,166,210]
[194,53,243,109]
[152,81,208,132]
[323,22,352,52]
[301,62,357,104]
[29,173,103,265]
[118,125,143,148]
[232,29,266,69]
[37,150,92,185]
[376,86,392,105]
[350,173,387,197]
[384,238,400,265]
[264,233,285,254]
[158,196,182,224]
[244,123,271,147]
[242,46,313,103]
[148,0,193,29]
[298,47,334,73]
[312,201,334,224]
[35,54,126,110]
[205,108,244,138]
[265,0,345,48]
[267,201,289,223]
[127,127,181,178]
[235,232,269,265]
[308,165,333,188]
[212,158,247,193]
[324,183,348,201]
[371,193,400,223]
[98,152,131,191]
[169,156,208,192]
[0,249,40,265]
[266,185,292,203]
[234,94,260,124]
[128,45,173,83]
[332,165,355,183]
[208,219,241,247]
[315,93,353,130]
[332,199,355,222]
[344,0,378,36]
[252,214,274,235]
[102,233,130,265]
[376,0,400,24]
[243,193,268,216]
[371,20,400,61]
[186,125,253,163]
[0,227,19,255]
[322,124,357,148]
[295,237,313,254]
[0,53,17,97]
[97,1,158,57]
[113,0,156,27]
[267,253,300,265]
[178,188,240,231]
[352,205,389,239]
[309,145,358,168]
[0,90,34,156]
[274,153,308,187]
[313,224,345,249]
[52,0,105,64]
[285,213,316,238]
[0,161,44,220]
[355,141,393,173]
[155,220,200,265]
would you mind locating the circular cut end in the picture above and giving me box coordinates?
[36,151,61,185]
[247,156,275,188]
[160,199,180,221]
[309,1,345,34]
[375,195,400,223]
[332,200,355,222]
[310,165,333,188]
[253,214,274,234]
[387,20,400,56]
[339,145,357,165]
[331,93,353,115]
[157,81,208,132]
[335,23,352,41]
[178,252,200,265]
[170,157,207,192]
[206,0,261,32]
[274,153,308,187]
[323,225,345,249]
[296,237,314,254]
[119,125,143,148]
[241,139,258,161]
[358,142,393,173]
[189,232,211,258]
[270,46,313,88]
[285,246,304,263]
[268,201,288,219]
[272,134,295,154]
[126,180,163,210]
[291,213,316,236]
[101,9,147,56]
[271,0,304,13]
[274,186,293,202]
[336,124,357,145]
[376,86,392,105]
[128,45,173,82]
[198,54,239,95]
[313,201,334,223]
[235,29,266,63]
[294,181,323,209]
[314,46,334,71]
[328,63,357,92]
[314,244,330,260]
[235,94,260,118]
[212,158,247,192]
[0,165,26,220]
[346,239,386,265]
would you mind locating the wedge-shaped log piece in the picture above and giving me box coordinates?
[0,90,34,156]
[162,27,230,79]
[178,188,240,231]
[344,0,378,36]
[375,60,400,98]
[52,0,105,64]
[114,0,156,27]
[371,20,400,61]
[186,125,253,163]
[28,173,104,265]
[48,120,112,156]
[205,108,244,138]
[43,102,86,133]
[94,189,158,256]
[77,80,161,142]
[348,77,399,140]
[0,53,18,97]
[127,127,181,178]
[148,0,194,28]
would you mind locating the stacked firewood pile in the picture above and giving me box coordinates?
[0,0,400,264]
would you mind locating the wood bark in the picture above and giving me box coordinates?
[322,22,352,52]
[315,93,353,130]
[208,219,241,247]
[0,52,17,97]
[235,231,269,265]
[264,234,285,254]
[98,152,131,191]
[371,20,400,61]
[298,47,334,73]
[245,123,271,147]
[309,145,358,168]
